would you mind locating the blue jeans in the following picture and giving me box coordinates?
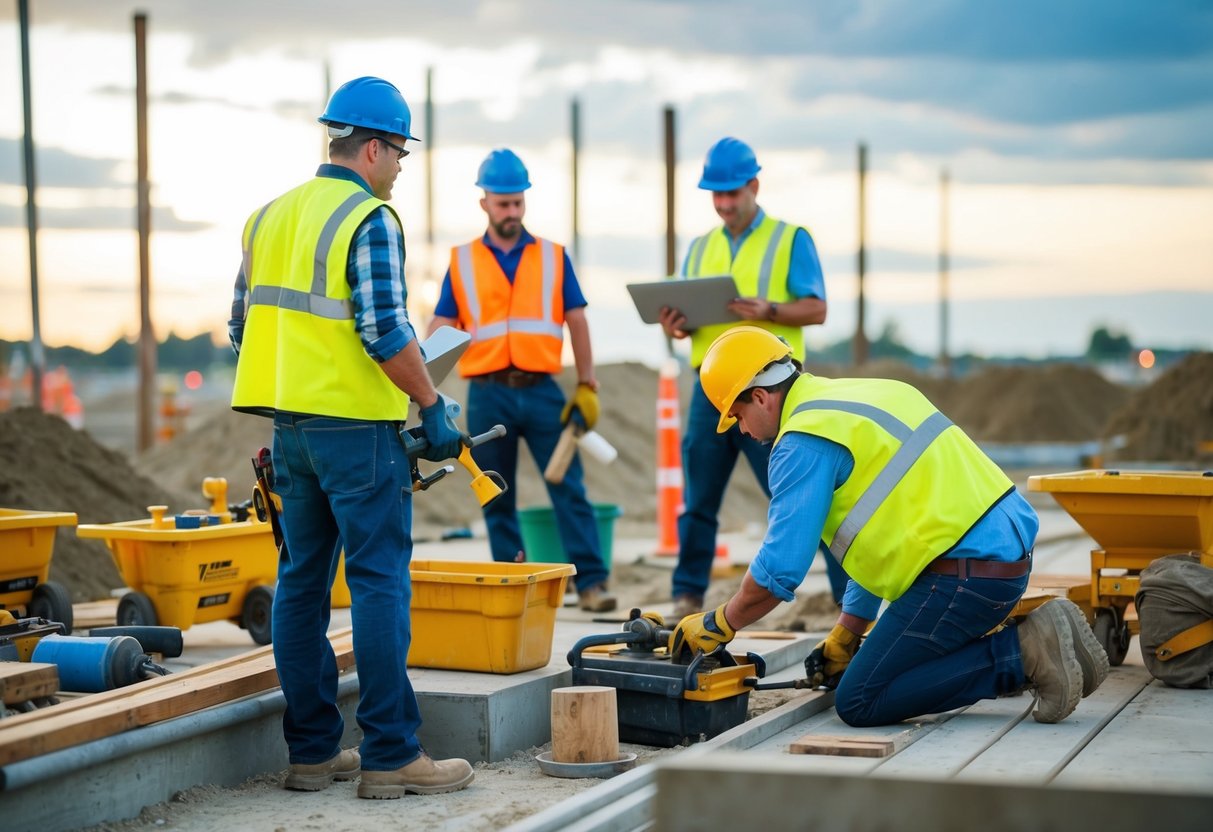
[834,568,1030,727]
[466,376,609,592]
[673,379,848,602]
[271,414,422,771]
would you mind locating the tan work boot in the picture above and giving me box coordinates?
[284,747,361,791]
[578,584,617,613]
[672,594,704,619]
[1053,599,1110,697]
[357,753,474,799]
[1017,601,1083,723]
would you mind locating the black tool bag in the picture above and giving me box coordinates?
[1135,553,1213,689]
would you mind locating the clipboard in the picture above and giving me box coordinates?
[626,275,742,331]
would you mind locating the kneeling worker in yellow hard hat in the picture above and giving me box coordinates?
[668,326,1110,725]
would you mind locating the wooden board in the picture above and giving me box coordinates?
[789,734,899,758]
[0,662,59,705]
[0,626,355,765]
[70,599,119,630]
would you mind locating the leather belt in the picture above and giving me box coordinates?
[474,367,549,388]
[925,553,1032,579]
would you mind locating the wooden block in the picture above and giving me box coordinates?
[789,734,898,758]
[0,662,60,705]
[551,685,619,764]
[736,630,797,640]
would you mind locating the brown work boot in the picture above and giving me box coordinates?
[284,747,361,791]
[578,583,618,613]
[1017,601,1083,723]
[1053,599,1110,697]
[672,594,704,619]
[357,753,474,799]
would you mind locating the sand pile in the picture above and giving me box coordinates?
[1104,352,1213,462]
[0,408,181,601]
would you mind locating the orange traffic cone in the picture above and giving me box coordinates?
[655,358,683,556]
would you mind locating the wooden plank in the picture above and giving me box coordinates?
[70,599,119,630]
[955,665,1152,784]
[0,662,59,705]
[1055,675,1213,793]
[790,734,898,757]
[737,630,798,640]
[874,693,1035,777]
[0,627,355,766]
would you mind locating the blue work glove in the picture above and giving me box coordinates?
[418,397,466,462]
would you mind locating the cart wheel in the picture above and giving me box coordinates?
[117,591,159,627]
[243,585,275,646]
[29,581,74,634]
[1093,609,1129,667]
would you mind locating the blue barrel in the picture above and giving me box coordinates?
[31,635,144,693]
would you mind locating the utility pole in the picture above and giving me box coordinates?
[854,142,869,367]
[18,0,44,409]
[321,62,331,163]
[425,66,434,255]
[662,106,677,357]
[570,97,581,260]
[134,12,156,452]
[939,168,951,377]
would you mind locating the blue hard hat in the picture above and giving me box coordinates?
[698,137,761,191]
[318,76,419,141]
[476,148,531,193]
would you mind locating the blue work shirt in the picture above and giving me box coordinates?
[750,432,1040,621]
[682,207,826,301]
[229,164,417,363]
[433,228,587,319]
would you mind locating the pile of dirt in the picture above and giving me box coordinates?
[1103,352,1213,461]
[0,408,182,602]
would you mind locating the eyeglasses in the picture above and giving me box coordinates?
[371,135,409,160]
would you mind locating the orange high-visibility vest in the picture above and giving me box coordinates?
[448,237,566,376]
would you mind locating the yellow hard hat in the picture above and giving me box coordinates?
[700,326,793,433]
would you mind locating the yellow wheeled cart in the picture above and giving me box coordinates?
[1028,469,1213,666]
[0,508,78,633]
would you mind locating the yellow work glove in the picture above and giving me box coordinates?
[805,623,862,690]
[560,383,599,430]
[639,610,665,629]
[668,603,736,660]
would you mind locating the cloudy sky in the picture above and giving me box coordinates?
[1,0,1210,364]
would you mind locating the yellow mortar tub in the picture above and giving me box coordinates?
[0,509,78,599]
[1027,469,1213,557]
[407,560,576,674]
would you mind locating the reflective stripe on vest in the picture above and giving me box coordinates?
[231,176,411,420]
[685,215,804,367]
[449,236,565,375]
[775,375,1013,600]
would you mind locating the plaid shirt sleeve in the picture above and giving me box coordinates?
[227,264,248,355]
[347,206,416,363]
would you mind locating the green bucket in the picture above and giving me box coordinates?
[518,503,622,568]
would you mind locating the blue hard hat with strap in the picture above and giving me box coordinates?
[318,76,419,141]
[476,148,532,193]
[698,137,761,191]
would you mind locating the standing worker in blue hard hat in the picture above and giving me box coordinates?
[658,137,845,618]
[229,76,474,799]
[427,148,616,612]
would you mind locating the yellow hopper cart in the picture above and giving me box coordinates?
[0,508,78,633]
[77,504,280,645]
[1028,469,1213,666]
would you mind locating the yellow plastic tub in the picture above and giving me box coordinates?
[0,508,78,627]
[1027,469,1213,556]
[407,560,577,674]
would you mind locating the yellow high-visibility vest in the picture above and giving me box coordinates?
[685,214,805,367]
[231,176,411,420]
[776,374,1014,600]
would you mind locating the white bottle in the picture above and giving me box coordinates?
[577,430,618,465]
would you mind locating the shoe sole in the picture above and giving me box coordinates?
[284,767,360,791]
[357,770,475,799]
[1029,602,1083,724]
[1055,599,1110,697]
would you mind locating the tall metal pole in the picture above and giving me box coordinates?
[939,167,951,377]
[854,142,869,367]
[570,97,581,260]
[662,106,677,357]
[134,13,156,452]
[321,61,331,163]
[18,0,44,409]
[425,66,434,253]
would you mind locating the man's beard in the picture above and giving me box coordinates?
[492,218,521,239]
